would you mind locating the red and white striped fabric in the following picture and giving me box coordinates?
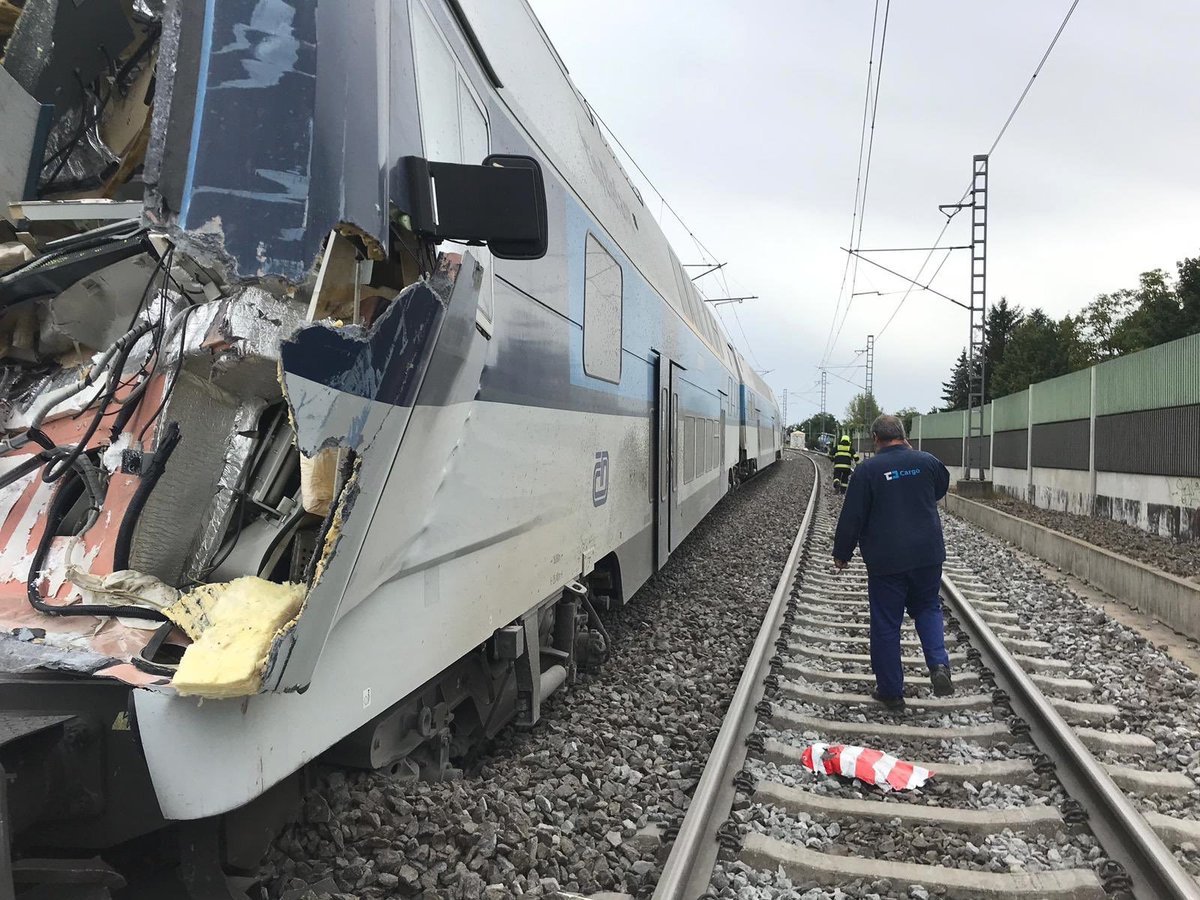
[799,743,934,791]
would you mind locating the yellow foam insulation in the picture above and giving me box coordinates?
[299,447,341,516]
[309,497,345,586]
[168,577,306,699]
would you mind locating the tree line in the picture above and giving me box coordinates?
[939,253,1200,411]
[792,394,921,450]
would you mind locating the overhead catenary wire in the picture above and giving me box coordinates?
[830,0,893,363]
[820,0,884,369]
[873,0,1082,339]
[827,368,867,392]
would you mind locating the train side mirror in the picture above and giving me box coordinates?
[403,154,548,260]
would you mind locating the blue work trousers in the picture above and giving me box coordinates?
[866,564,951,698]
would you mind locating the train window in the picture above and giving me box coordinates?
[687,416,695,482]
[412,5,459,164]
[583,234,623,383]
[670,256,690,316]
[459,77,488,165]
[411,2,494,330]
[684,282,703,332]
[690,418,698,481]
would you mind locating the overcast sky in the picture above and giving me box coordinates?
[526,0,1200,422]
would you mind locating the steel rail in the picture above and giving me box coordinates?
[653,454,819,899]
[942,574,1200,900]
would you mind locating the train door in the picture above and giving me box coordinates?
[718,397,727,492]
[653,354,671,569]
[668,362,686,552]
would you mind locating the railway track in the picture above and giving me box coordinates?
[653,454,1200,900]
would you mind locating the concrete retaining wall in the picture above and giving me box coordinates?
[946,494,1200,641]
[992,465,1027,499]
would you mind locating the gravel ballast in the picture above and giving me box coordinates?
[978,494,1200,583]
[712,457,1122,898]
[260,455,815,898]
[941,513,1200,876]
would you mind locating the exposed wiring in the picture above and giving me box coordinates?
[26,452,166,622]
[112,421,181,572]
[40,22,162,195]
[38,321,155,483]
[136,302,200,444]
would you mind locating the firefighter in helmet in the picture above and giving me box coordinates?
[832,434,858,491]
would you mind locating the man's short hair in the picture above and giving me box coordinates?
[871,414,906,442]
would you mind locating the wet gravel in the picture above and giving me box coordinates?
[745,805,1101,872]
[712,458,1121,897]
[746,758,1055,810]
[941,513,1200,875]
[980,494,1200,583]
[768,727,1030,766]
[776,697,1000,729]
[259,455,815,898]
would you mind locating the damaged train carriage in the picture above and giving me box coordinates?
[0,0,780,891]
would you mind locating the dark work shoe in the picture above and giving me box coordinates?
[930,665,954,697]
[871,689,906,711]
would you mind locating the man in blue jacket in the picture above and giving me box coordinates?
[832,415,953,710]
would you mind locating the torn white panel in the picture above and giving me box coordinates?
[67,566,180,611]
[36,253,162,354]
[40,539,101,604]
[0,479,54,575]
[0,456,39,524]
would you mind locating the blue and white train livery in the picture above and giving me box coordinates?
[0,0,780,888]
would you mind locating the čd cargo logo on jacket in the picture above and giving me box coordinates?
[884,468,921,481]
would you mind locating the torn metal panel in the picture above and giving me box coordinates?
[146,0,320,281]
[0,633,118,675]
[146,0,422,284]
[0,67,52,217]
[146,1,358,281]
[266,255,482,692]
[280,278,447,452]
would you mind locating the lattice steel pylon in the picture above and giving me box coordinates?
[819,370,828,427]
[864,334,875,403]
[966,154,989,481]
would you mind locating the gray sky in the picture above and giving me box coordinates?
[526,0,1200,422]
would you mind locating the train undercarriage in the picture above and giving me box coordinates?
[0,570,614,898]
